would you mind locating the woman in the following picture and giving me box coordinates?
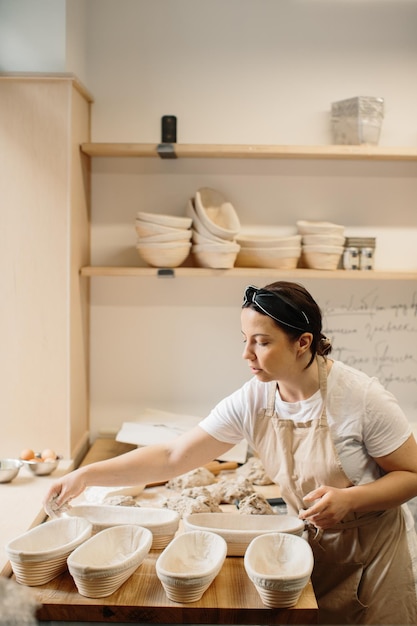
[44,281,417,624]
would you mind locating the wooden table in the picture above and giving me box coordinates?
[30,439,318,623]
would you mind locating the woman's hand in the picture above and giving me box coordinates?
[43,468,87,515]
[299,485,354,530]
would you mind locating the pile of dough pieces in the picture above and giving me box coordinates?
[94,456,277,517]
[162,456,275,517]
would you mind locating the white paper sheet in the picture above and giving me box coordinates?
[116,408,248,463]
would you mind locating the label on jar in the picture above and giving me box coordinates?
[343,247,360,270]
[360,247,375,271]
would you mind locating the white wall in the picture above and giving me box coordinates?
[85,0,417,145]
[0,0,88,85]
[1,0,417,442]
[81,0,417,439]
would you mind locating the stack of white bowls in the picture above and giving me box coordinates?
[297,220,345,270]
[187,188,241,269]
[135,211,192,268]
[235,233,302,269]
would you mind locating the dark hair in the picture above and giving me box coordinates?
[245,281,331,368]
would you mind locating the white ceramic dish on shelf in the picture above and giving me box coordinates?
[236,234,302,248]
[192,241,240,269]
[194,188,240,240]
[302,233,345,246]
[244,532,314,608]
[136,241,191,268]
[183,512,304,556]
[135,219,189,238]
[136,211,192,230]
[67,524,152,598]
[235,245,301,270]
[156,530,227,603]
[296,220,345,236]
[301,244,344,270]
[136,228,192,243]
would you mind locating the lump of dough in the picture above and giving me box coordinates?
[162,493,222,517]
[211,475,255,504]
[166,466,216,490]
[236,456,273,485]
[237,492,275,515]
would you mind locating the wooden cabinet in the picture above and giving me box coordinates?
[0,74,92,462]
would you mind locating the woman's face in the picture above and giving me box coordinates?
[241,307,301,382]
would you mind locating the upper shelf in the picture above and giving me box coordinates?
[80,267,417,280]
[80,143,417,161]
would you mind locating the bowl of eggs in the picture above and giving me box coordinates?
[20,448,61,476]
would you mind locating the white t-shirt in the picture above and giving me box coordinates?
[199,360,412,485]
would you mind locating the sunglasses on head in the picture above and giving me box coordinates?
[242,285,311,333]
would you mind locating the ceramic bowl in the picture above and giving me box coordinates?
[65,504,180,549]
[156,530,227,603]
[301,244,344,270]
[183,512,304,556]
[21,457,60,476]
[137,229,192,243]
[302,233,345,247]
[136,211,192,230]
[67,524,153,598]
[135,219,189,238]
[5,517,92,586]
[244,532,314,608]
[235,246,301,270]
[296,220,345,236]
[0,458,22,483]
[186,198,228,243]
[192,241,240,269]
[236,234,302,248]
[194,188,240,240]
[136,241,191,268]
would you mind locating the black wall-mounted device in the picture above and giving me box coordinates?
[161,115,177,143]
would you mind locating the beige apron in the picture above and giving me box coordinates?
[256,356,417,625]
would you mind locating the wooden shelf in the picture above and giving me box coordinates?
[80,266,417,280]
[80,142,417,161]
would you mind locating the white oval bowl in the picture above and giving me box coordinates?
[187,198,229,243]
[244,533,314,608]
[6,517,92,586]
[67,524,153,598]
[235,246,301,270]
[192,243,240,269]
[236,234,302,248]
[301,245,344,270]
[136,229,192,243]
[194,188,240,240]
[183,512,304,556]
[136,241,191,268]
[296,220,345,236]
[302,233,345,247]
[135,219,189,238]
[156,530,227,602]
[136,211,192,230]
[65,505,180,549]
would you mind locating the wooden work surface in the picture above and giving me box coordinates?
[32,438,318,624]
